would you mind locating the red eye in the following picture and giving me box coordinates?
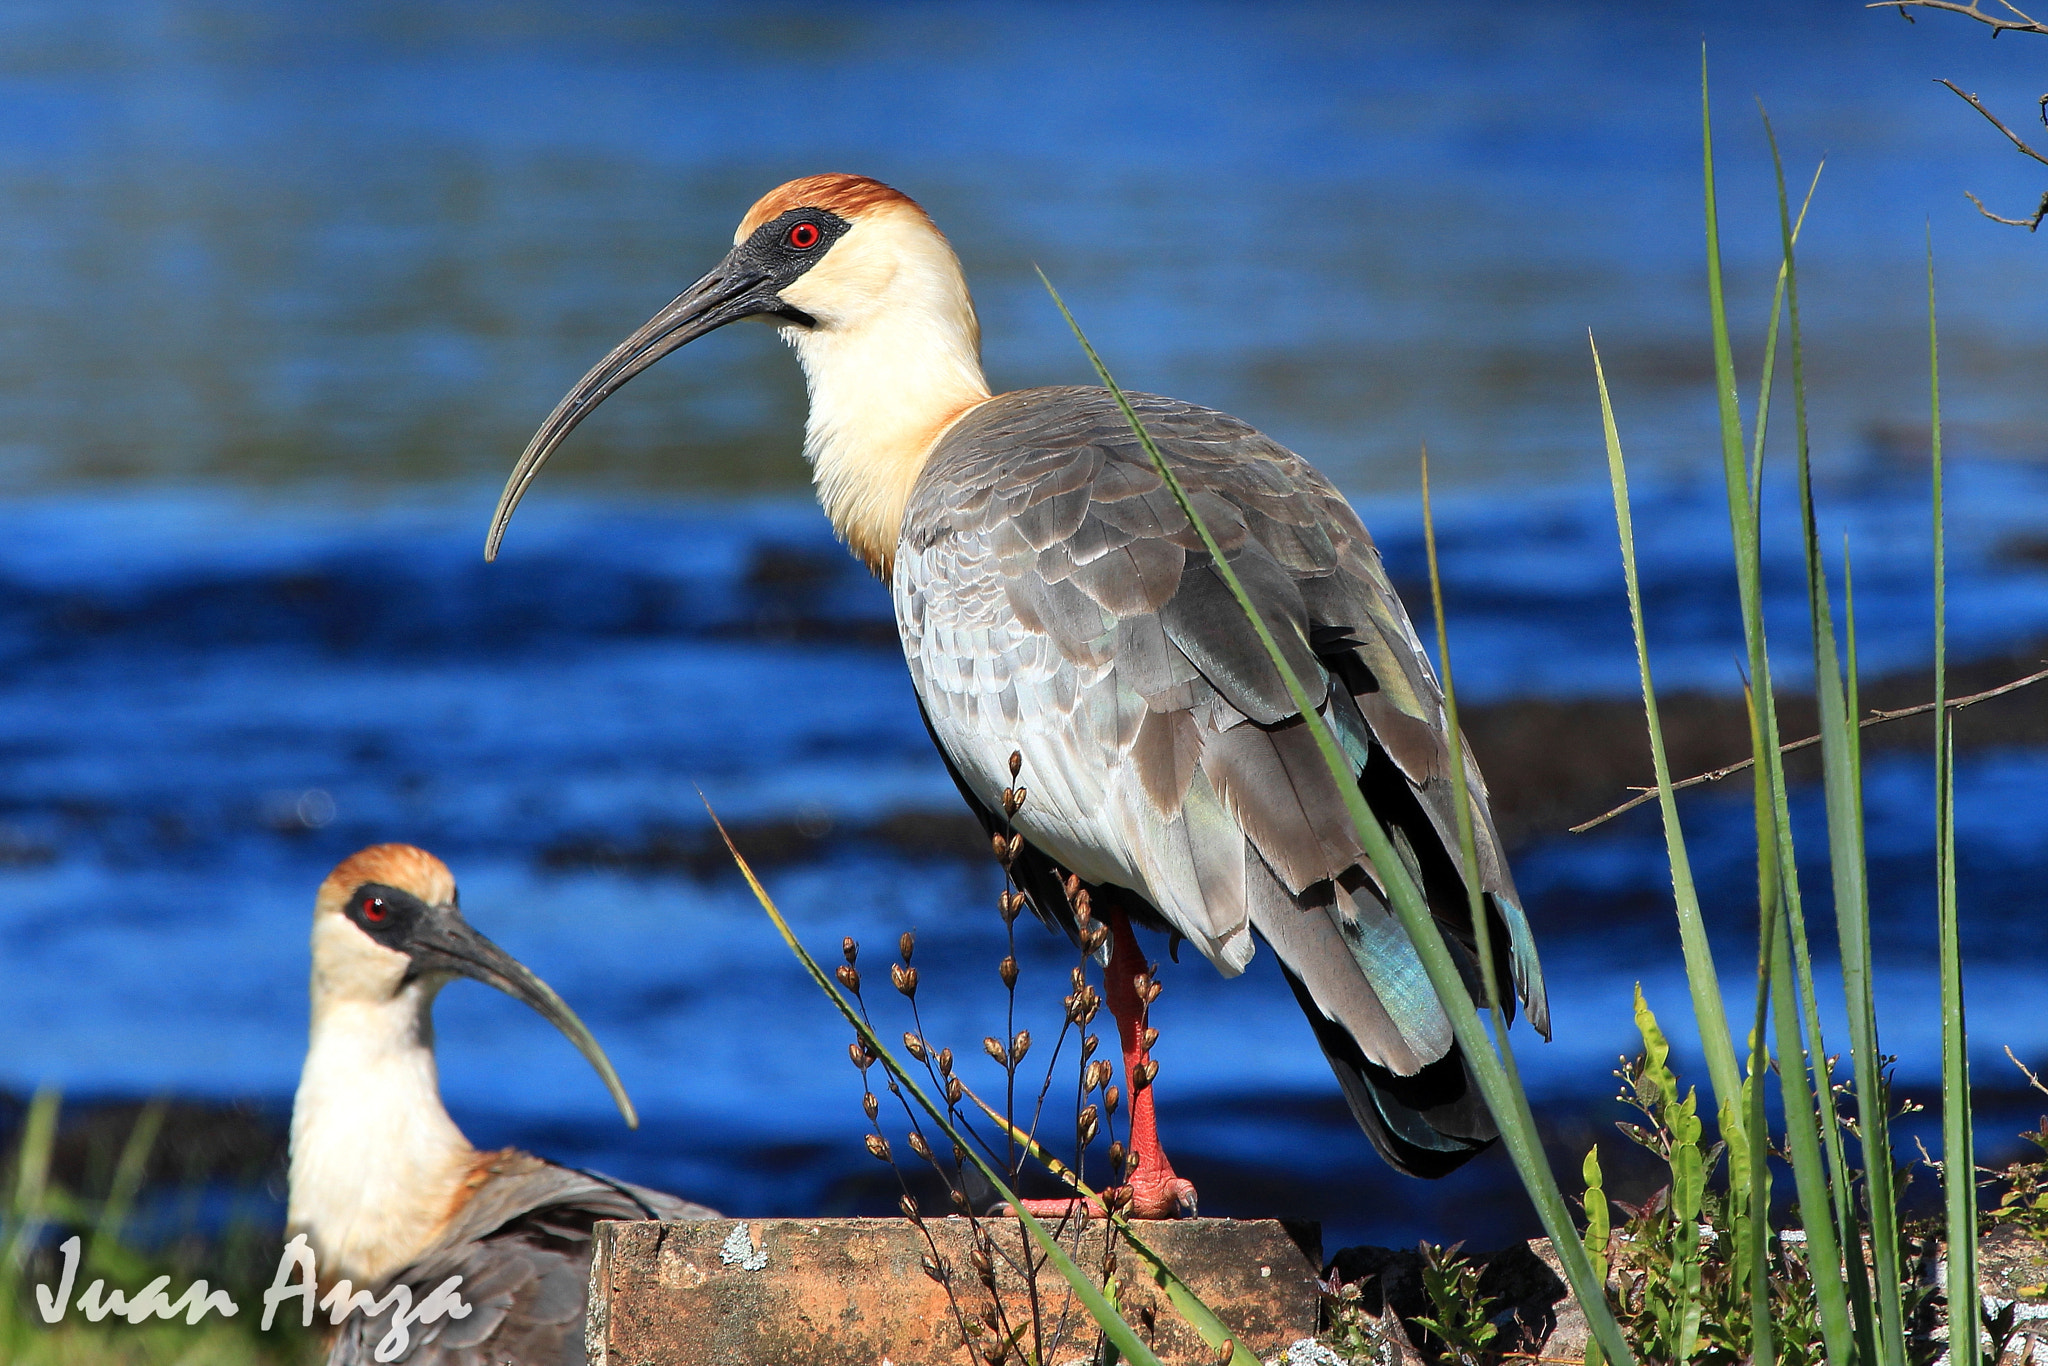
[362,897,387,922]
[787,221,821,250]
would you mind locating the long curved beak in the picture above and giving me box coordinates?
[407,906,642,1129]
[485,256,770,561]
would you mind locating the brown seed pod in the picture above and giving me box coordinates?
[1070,965,1087,992]
[891,963,919,997]
[908,1131,933,1161]
[865,1134,892,1162]
[1141,978,1163,1005]
[842,936,859,965]
[1009,1030,1031,1064]
[863,1093,879,1121]
[1214,1338,1237,1365]
[1009,784,1028,813]
[899,930,916,962]
[1104,1084,1122,1115]
[969,1245,994,1278]
[1074,888,1092,921]
[990,833,1009,861]
[1085,1059,1114,1093]
[1081,923,1109,954]
[849,1041,874,1071]
[1077,1104,1100,1145]
[904,1031,928,1061]
[920,1253,946,1283]
[946,1076,964,1105]
[836,964,861,993]
[1143,1026,1160,1051]
[1107,1140,1127,1174]
[953,1142,969,1165]
[938,1046,954,1076]
[1008,750,1023,779]
[950,1188,972,1213]
[1081,1033,1099,1061]
[1133,1059,1160,1090]
[982,1035,1008,1065]
[998,956,1019,989]
[900,1193,921,1220]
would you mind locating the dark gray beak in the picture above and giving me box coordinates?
[409,906,642,1129]
[484,255,773,561]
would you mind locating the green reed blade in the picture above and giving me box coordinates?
[1422,448,1517,1068]
[1041,271,1634,1366]
[1929,236,1979,1366]
[1765,108,1901,1366]
[1705,55,1854,1362]
[1591,338,1746,1154]
[91,1097,167,1265]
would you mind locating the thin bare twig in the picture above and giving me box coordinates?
[1872,0,2048,38]
[1569,664,2048,833]
[1939,82,2048,167]
[1937,82,2048,228]
[2008,1045,2048,1101]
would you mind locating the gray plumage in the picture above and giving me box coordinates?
[896,386,1548,1177]
[326,1151,716,1366]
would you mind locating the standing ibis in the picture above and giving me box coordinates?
[485,176,1548,1218]
[290,844,715,1363]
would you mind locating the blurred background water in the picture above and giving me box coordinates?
[2,0,2046,1255]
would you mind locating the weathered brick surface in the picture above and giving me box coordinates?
[588,1216,1321,1365]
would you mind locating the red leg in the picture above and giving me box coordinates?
[1018,903,1197,1220]
[1103,905,1198,1217]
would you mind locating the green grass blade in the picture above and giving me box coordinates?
[90,1097,167,1267]
[711,809,1180,1366]
[1040,269,1634,1366]
[1765,108,1900,1366]
[1590,338,1746,1148]
[0,1086,60,1312]
[1422,448,1516,1062]
[1705,56,1853,1363]
[1929,234,1979,1366]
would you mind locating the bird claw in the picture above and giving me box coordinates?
[1010,1176,1197,1222]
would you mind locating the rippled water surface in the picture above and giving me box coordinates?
[4,0,2048,1251]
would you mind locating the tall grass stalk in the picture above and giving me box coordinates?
[1037,270,1636,1366]
[1929,236,1979,1366]
[1765,111,1905,1366]
[1421,448,1516,1070]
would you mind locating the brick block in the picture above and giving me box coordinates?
[588,1216,1322,1365]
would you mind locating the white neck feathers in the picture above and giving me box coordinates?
[288,983,475,1286]
[774,205,990,574]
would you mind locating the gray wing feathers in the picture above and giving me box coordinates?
[897,387,1547,1084]
[326,1155,716,1366]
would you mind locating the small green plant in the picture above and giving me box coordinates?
[1408,1244,1500,1366]
[1985,1052,2048,1241]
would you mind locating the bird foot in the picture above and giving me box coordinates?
[1013,1175,1197,1221]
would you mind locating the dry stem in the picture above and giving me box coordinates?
[1570,664,2048,833]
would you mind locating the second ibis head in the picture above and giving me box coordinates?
[290,844,638,1285]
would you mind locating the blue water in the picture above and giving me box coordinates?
[5,0,2048,1252]
[3,464,2046,1249]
